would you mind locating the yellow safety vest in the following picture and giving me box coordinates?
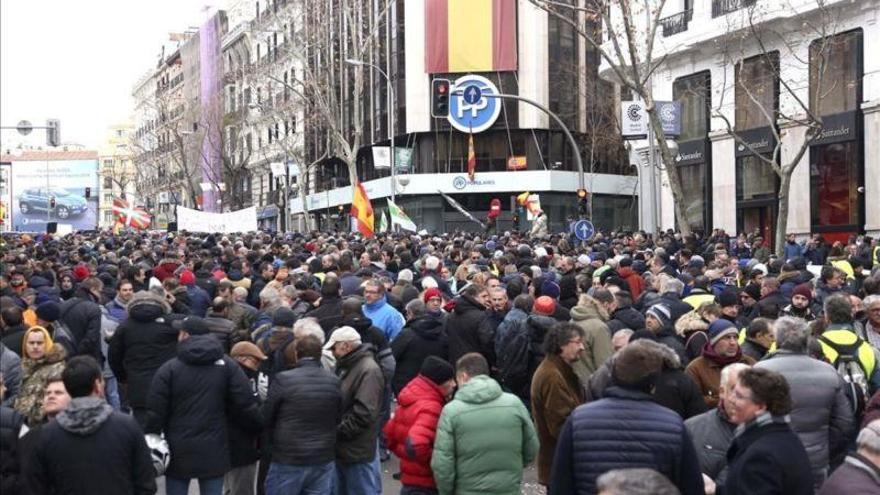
[683,293,715,309]
[831,259,855,280]
[738,327,777,353]
[818,328,876,377]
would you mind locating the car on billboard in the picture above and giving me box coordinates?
[19,187,88,219]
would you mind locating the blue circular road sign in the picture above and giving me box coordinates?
[573,219,595,241]
[448,75,501,134]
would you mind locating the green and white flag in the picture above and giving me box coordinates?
[378,209,389,232]
[388,199,417,232]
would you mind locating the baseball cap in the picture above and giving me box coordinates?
[323,326,362,350]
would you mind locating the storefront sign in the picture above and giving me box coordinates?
[675,139,707,166]
[812,111,857,146]
[507,156,527,170]
[621,101,648,139]
[734,127,777,158]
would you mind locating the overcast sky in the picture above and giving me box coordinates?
[0,0,221,150]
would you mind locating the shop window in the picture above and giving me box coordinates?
[736,155,777,200]
[810,141,859,227]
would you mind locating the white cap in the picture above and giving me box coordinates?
[323,326,362,350]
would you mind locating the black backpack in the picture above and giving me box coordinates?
[818,334,870,417]
[497,322,532,395]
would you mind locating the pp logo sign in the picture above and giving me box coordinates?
[448,75,501,134]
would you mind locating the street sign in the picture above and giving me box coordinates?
[621,101,647,139]
[573,219,595,241]
[657,101,682,137]
[448,75,501,134]
[463,85,482,105]
[16,120,33,136]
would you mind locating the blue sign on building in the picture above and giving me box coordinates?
[448,75,502,134]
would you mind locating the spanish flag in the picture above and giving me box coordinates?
[350,182,375,238]
[425,0,517,73]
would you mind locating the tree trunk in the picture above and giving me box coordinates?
[646,105,692,236]
[774,170,792,258]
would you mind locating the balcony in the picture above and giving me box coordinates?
[712,0,757,18]
[660,10,692,37]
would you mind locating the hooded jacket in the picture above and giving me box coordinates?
[59,288,103,361]
[618,267,646,300]
[755,350,855,483]
[383,374,447,489]
[431,375,538,495]
[607,305,646,334]
[391,314,449,394]
[108,291,179,411]
[25,397,155,495]
[146,334,262,479]
[343,315,395,384]
[447,294,489,365]
[362,295,405,342]
[569,299,614,384]
[335,343,385,464]
[306,295,345,338]
[14,345,66,426]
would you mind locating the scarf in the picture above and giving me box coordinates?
[701,340,744,366]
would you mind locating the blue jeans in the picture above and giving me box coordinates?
[334,459,381,495]
[166,476,224,495]
[104,375,121,410]
[265,461,334,495]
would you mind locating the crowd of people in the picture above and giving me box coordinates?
[0,226,879,495]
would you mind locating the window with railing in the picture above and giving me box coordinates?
[712,0,756,18]
[660,10,692,37]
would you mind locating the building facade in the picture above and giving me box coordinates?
[97,123,136,228]
[602,0,880,241]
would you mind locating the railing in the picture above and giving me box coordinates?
[660,10,693,37]
[712,0,757,17]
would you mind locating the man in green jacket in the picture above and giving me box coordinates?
[431,352,539,495]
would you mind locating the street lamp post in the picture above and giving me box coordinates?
[345,58,396,207]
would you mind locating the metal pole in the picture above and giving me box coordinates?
[46,150,50,225]
[284,160,290,232]
[475,93,584,190]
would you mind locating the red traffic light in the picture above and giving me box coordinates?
[437,83,447,94]
[577,188,588,199]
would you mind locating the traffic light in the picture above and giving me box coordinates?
[46,119,60,147]
[85,187,91,199]
[577,188,589,218]
[49,196,57,209]
[431,78,451,118]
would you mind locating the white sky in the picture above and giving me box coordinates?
[0,0,223,150]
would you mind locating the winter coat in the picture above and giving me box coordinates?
[755,351,855,482]
[108,292,179,410]
[740,339,769,361]
[549,386,705,495]
[531,354,584,485]
[153,260,181,282]
[655,326,690,366]
[864,390,880,427]
[185,284,211,317]
[431,375,538,495]
[383,374,447,489]
[343,316,395,384]
[569,299,614,385]
[0,343,21,404]
[25,397,155,495]
[722,414,814,495]
[59,290,104,361]
[685,408,736,485]
[203,315,235,352]
[784,241,804,261]
[446,294,488,365]
[264,358,342,465]
[362,295,405,341]
[686,352,756,408]
[607,305,646,333]
[495,308,528,357]
[818,452,880,495]
[13,346,66,426]
[105,297,128,322]
[335,344,385,464]
[529,213,548,239]
[618,267,646,300]
[228,365,264,468]
[306,295,345,338]
[0,406,25,493]
[1,323,27,357]
[660,293,695,325]
[146,334,262,479]
[391,314,449,394]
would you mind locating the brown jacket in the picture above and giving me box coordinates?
[685,353,755,408]
[530,353,585,485]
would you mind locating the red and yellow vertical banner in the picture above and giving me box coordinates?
[467,133,476,182]
[425,0,517,73]
[350,182,375,238]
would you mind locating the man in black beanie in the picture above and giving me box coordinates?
[383,356,456,494]
[549,340,704,495]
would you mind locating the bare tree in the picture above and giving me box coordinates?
[712,1,842,255]
[197,91,255,211]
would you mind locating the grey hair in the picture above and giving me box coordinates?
[858,420,880,455]
[259,286,283,308]
[405,299,426,318]
[292,317,324,342]
[864,294,880,308]
[232,287,248,300]
[596,468,680,495]
[280,285,298,301]
[720,363,750,392]
[661,277,685,297]
[774,317,809,353]
[824,293,853,324]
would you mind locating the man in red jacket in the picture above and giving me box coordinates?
[383,356,456,494]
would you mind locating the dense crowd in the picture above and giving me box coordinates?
[1,227,880,495]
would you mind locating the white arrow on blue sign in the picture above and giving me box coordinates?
[463,85,482,105]
[573,219,595,241]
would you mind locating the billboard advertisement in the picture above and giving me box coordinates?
[9,159,99,232]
